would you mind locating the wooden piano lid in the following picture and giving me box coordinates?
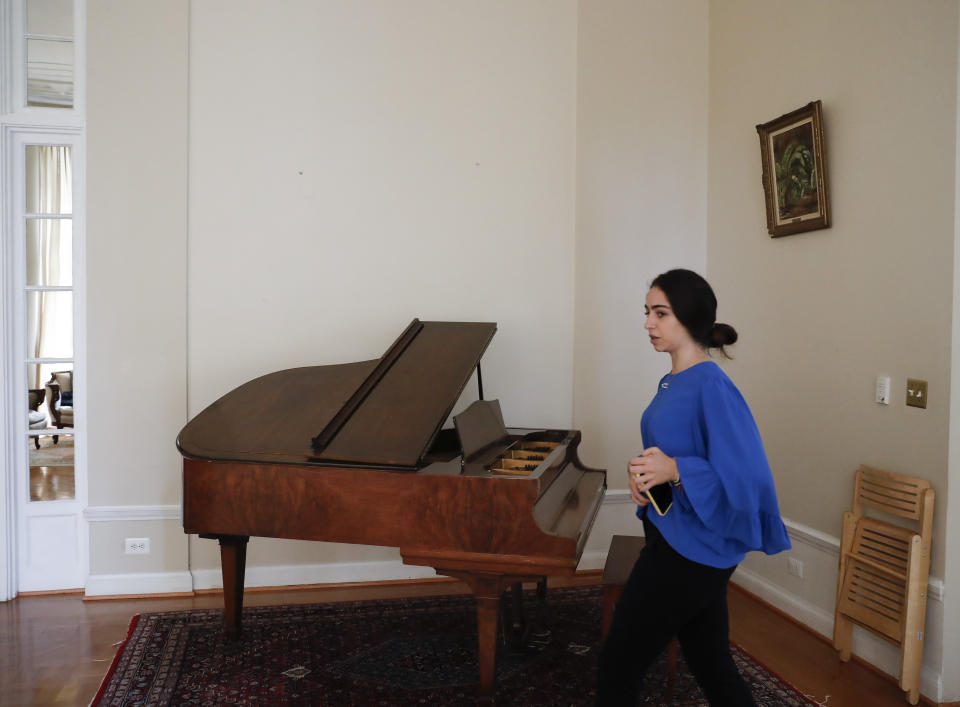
[177,319,496,469]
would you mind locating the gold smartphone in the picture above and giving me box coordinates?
[644,482,673,516]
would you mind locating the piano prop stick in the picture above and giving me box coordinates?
[178,319,607,704]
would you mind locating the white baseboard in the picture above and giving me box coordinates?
[84,504,181,522]
[732,565,835,639]
[85,570,193,597]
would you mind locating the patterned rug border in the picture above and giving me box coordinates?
[90,613,140,707]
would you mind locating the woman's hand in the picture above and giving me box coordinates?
[628,447,678,503]
[627,458,650,506]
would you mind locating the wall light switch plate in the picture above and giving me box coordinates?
[875,376,890,405]
[906,378,928,409]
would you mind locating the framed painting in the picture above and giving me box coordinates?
[756,100,830,237]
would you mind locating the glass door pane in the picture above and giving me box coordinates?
[23,142,75,508]
[28,435,75,502]
[26,39,73,108]
[26,145,73,213]
[26,220,73,286]
[25,0,75,109]
[25,291,73,358]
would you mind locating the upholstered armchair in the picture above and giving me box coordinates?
[45,371,73,444]
[28,388,46,449]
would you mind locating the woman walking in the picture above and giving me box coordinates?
[596,269,791,706]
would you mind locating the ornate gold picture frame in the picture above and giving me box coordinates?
[756,100,831,237]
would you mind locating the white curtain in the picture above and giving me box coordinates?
[25,145,73,389]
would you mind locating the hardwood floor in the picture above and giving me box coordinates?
[0,576,932,706]
[28,435,75,501]
[726,584,926,707]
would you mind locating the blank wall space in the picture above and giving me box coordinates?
[188,2,578,432]
[573,0,709,482]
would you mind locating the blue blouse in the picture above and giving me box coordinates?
[639,360,791,568]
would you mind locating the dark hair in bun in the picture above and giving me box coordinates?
[651,269,738,358]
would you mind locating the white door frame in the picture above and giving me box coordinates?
[1,0,85,601]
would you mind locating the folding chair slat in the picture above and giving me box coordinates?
[847,551,908,580]
[847,571,905,606]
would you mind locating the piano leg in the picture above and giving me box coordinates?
[216,535,249,640]
[440,571,538,705]
[475,590,500,706]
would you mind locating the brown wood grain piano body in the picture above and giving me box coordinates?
[178,320,606,704]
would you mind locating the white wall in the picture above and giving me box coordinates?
[573,0,708,492]
[186,0,580,571]
[707,0,959,700]
[85,0,189,583]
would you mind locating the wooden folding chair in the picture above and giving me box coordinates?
[833,465,934,705]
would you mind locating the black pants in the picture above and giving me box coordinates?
[596,520,755,706]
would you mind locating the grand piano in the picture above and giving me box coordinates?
[177,319,606,703]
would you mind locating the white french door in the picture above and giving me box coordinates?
[5,128,85,592]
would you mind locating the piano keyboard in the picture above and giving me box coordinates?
[488,441,560,476]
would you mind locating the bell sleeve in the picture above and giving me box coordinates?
[674,377,791,555]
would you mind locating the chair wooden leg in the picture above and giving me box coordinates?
[833,611,853,662]
[906,686,919,705]
[901,632,923,705]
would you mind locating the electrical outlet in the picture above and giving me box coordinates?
[906,379,928,409]
[788,557,804,579]
[124,537,150,555]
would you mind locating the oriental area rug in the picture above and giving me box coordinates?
[92,585,819,706]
